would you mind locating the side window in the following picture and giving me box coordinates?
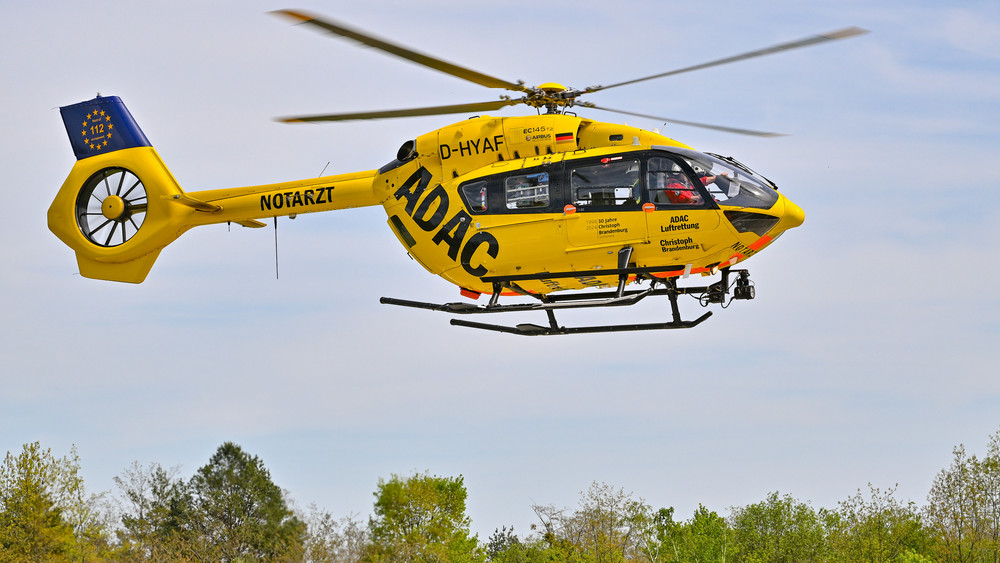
[461,180,488,213]
[505,172,549,209]
[647,157,704,207]
[570,159,641,208]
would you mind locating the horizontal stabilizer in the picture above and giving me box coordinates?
[235,219,267,228]
[169,193,222,212]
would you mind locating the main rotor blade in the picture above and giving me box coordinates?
[583,103,785,137]
[273,10,529,93]
[589,27,868,93]
[278,99,521,123]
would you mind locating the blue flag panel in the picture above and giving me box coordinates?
[61,96,151,160]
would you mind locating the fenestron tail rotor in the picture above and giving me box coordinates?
[75,167,147,247]
[272,10,867,135]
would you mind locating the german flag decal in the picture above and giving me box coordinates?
[555,132,574,143]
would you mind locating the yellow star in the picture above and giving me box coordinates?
[103,140,108,146]
[82,121,88,127]
[89,143,95,149]
[108,123,114,130]
[100,110,105,116]
[81,130,86,136]
[105,115,111,121]
[84,138,89,144]
[107,132,113,139]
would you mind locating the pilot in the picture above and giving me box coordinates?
[661,174,702,205]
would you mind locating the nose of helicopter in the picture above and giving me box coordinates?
[780,196,805,230]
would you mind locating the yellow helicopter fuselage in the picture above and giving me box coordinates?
[373,113,804,296]
[47,11,869,333]
[48,101,803,296]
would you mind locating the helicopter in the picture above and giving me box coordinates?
[47,11,866,335]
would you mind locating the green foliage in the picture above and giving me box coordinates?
[487,526,521,560]
[11,428,1000,562]
[0,442,112,562]
[642,505,733,562]
[189,442,307,561]
[824,483,932,562]
[115,461,196,561]
[687,505,732,562]
[729,491,827,563]
[365,471,485,562]
[486,526,571,562]
[115,442,306,562]
[924,429,1000,562]
[300,504,368,563]
[527,482,655,562]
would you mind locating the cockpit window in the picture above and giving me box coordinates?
[647,157,705,206]
[665,148,779,210]
[571,159,641,207]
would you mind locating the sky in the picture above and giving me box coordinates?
[3,0,999,538]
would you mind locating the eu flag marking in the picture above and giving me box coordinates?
[60,95,151,160]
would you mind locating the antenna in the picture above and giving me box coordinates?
[273,217,279,280]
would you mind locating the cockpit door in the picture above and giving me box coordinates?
[643,155,722,263]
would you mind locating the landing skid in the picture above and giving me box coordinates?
[381,283,712,336]
[381,257,754,336]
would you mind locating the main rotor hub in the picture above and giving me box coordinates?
[536,82,568,93]
[526,82,578,113]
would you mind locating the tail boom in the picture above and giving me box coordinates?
[49,95,380,283]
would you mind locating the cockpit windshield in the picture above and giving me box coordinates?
[660,147,780,210]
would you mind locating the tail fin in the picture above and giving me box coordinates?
[48,95,188,282]
[49,95,382,283]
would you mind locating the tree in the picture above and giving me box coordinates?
[0,442,75,561]
[825,483,931,562]
[925,430,1000,563]
[186,442,306,561]
[365,472,485,562]
[646,507,682,562]
[643,505,731,563]
[926,444,981,562]
[115,461,196,561]
[728,491,827,563]
[0,442,114,562]
[686,505,733,563]
[978,431,1000,562]
[486,526,520,561]
[0,442,113,562]
[528,482,654,562]
[300,504,368,563]
[115,444,306,561]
